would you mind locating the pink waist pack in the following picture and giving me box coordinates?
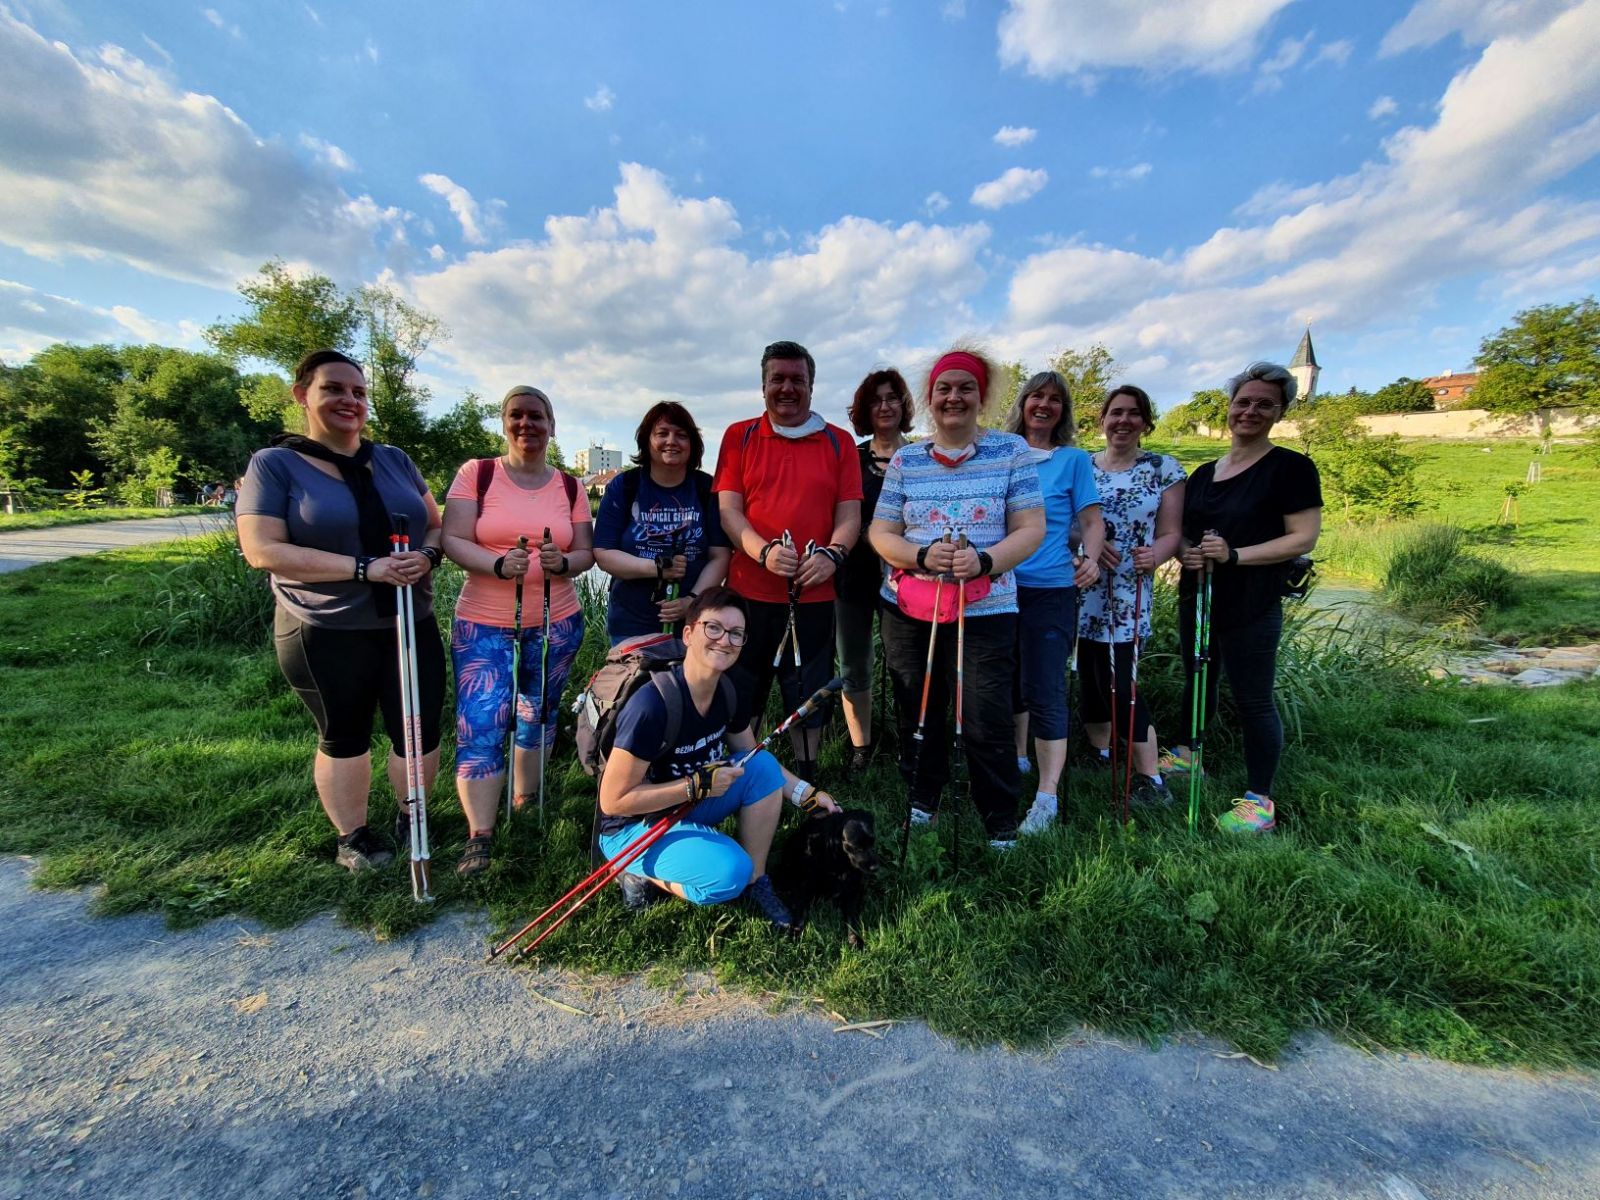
[890,569,992,623]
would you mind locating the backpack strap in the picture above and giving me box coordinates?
[475,457,497,506]
[621,467,644,521]
[560,470,579,510]
[649,668,686,764]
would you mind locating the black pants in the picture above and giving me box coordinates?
[734,597,836,733]
[1177,600,1284,795]
[879,600,1020,838]
[1078,639,1154,745]
[274,607,445,759]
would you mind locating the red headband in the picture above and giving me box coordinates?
[928,351,988,397]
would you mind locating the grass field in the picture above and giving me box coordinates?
[2,536,1597,1066]
[1151,436,1600,645]
[0,506,209,531]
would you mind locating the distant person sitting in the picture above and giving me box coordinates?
[596,586,839,930]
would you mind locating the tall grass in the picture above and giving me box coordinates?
[135,530,274,648]
[1381,524,1517,628]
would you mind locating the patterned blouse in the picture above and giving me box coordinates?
[1078,450,1186,642]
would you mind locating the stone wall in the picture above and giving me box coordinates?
[1263,406,1597,440]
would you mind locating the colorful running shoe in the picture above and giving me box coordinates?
[1158,747,1202,776]
[1217,791,1275,834]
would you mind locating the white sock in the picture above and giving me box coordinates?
[1035,791,1057,808]
[1148,773,1164,788]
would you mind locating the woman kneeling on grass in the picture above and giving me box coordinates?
[1169,362,1322,834]
[869,346,1045,850]
[597,587,839,930]
[441,385,593,877]
[237,350,445,873]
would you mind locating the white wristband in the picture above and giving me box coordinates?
[789,780,812,809]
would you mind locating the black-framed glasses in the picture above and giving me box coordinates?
[696,619,746,647]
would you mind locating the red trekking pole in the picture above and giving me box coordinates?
[1120,526,1146,825]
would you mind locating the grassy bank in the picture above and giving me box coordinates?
[2,537,1597,1065]
[0,506,209,531]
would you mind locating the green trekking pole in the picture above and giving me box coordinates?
[1187,541,1215,832]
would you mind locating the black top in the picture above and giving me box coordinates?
[1180,445,1322,628]
[835,440,896,605]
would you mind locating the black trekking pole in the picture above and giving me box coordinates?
[898,527,952,869]
[506,534,529,826]
[536,526,553,827]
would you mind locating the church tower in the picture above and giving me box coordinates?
[1289,327,1320,403]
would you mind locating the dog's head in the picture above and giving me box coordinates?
[819,808,878,877]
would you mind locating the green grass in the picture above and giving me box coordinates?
[0,506,208,531]
[2,539,1598,1066]
[1149,437,1600,645]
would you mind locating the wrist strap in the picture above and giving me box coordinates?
[759,538,781,566]
[354,556,373,582]
[419,546,441,571]
[916,543,930,571]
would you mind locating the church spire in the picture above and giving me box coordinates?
[1288,326,1320,402]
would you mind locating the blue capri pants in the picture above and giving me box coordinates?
[1012,585,1078,741]
[451,611,585,779]
[596,749,785,905]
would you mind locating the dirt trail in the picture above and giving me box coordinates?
[0,514,229,574]
[3,857,1597,1199]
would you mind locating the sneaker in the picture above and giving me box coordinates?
[1217,791,1276,834]
[988,830,1019,852]
[618,872,665,912]
[1019,794,1058,834]
[393,805,414,855]
[1016,756,1032,775]
[744,874,794,930]
[335,825,393,872]
[1076,746,1112,771]
[1158,748,1203,776]
[907,804,935,826]
[1129,777,1174,811]
[848,745,872,772]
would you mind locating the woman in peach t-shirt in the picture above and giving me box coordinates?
[442,385,593,876]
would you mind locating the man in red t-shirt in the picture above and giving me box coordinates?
[713,340,863,781]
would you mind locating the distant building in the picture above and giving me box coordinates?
[1422,371,1480,409]
[574,443,624,474]
[583,467,623,498]
[1288,327,1320,403]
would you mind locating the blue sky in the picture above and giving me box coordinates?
[3,0,1598,452]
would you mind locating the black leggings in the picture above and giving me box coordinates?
[1177,601,1284,796]
[273,607,445,759]
[1078,639,1154,745]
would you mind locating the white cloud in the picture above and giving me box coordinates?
[201,8,241,39]
[405,163,991,440]
[970,167,1048,209]
[299,134,355,172]
[1381,0,1579,54]
[304,4,321,24]
[993,124,1037,148]
[1089,162,1153,187]
[1368,95,1399,120]
[941,0,965,18]
[428,243,446,262]
[924,191,951,216]
[1000,2,1600,394]
[0,278,192,360]
[418,173,489,245]
[1314,37,1354,65]
[140,34,173,64]
[998,0,1294,78]
[363,37,378,63]
[584,84,615,112]
[0,11,404,287]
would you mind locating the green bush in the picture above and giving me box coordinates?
[135,529,274,648]
[1381,524,1517,626]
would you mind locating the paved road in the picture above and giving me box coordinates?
[2,857,1596,1200]
[0,515,230,573]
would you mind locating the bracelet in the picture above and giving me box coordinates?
[492,555,507,580]
[685,775,697,804]
[553,555,571,576]
[789,780,813,809]
[419,546,442,571]
[758,538,781,567]
[819,546,845,569]
[916,543,930,571]
[354,555,373,582]
[977,550,994,577]
[1227,547,1239,567]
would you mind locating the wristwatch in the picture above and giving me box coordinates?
[977,550,994,577]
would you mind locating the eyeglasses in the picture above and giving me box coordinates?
[870,395,905,408]
[695,619,746,647]
[1230,398,1282,413]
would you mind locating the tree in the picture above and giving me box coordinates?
[1155,388,1228,438]
[1474,297,1600,415]
[980,359,1027,431]
[0,344,122,486]
[204,260,362,372]
[1369,377,1435,414]
[1296,404,1424,521]
[1049,343,1121,438]
[413,392,502,497]
[356,284,445,454]
[547,439,569,472]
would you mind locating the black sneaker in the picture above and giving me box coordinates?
[335,825,393,872]
[618,872,664,913]
[1129,777,1175,811]
[393,805,413,856]
[848,745,872,773]
[744,874,794,931]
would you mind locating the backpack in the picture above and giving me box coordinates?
[572,633,736,781]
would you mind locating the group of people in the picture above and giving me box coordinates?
[237,338,1322,932]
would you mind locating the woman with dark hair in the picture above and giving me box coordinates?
[870,346,1045,849]
[237,350,445,873]
[834,367,912,770]
[1004,370,1104,834]
[1170,362,1322,834]
[442,385,593,875]
[1078,384,1186,807]
[594,400,730,644]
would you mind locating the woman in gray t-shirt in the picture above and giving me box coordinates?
[237,350,446,874]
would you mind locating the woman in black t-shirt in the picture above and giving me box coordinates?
[1169,361,1322,834]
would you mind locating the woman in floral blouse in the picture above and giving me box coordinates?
[1078,385,1186,808]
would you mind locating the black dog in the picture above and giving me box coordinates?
[773,808,879,946]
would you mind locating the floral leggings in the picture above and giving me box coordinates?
[451,612,585,780]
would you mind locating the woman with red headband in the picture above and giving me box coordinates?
[868,346,1045,849]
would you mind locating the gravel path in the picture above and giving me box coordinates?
[0,515,230,573]
[3,857,1597,1200]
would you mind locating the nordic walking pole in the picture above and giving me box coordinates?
[660,524,689,635]
[952,530,968,873]
[391,513,432,903]
[1104,519,1121,817]
[1063,532,1083,828]
[1121,526,1146,825]
[772,530,797,668]
[898,527,952,868]
[1187,534,1216,832]
[536,526,552,828]
[491,677,848,962]
[505,534,529,826]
